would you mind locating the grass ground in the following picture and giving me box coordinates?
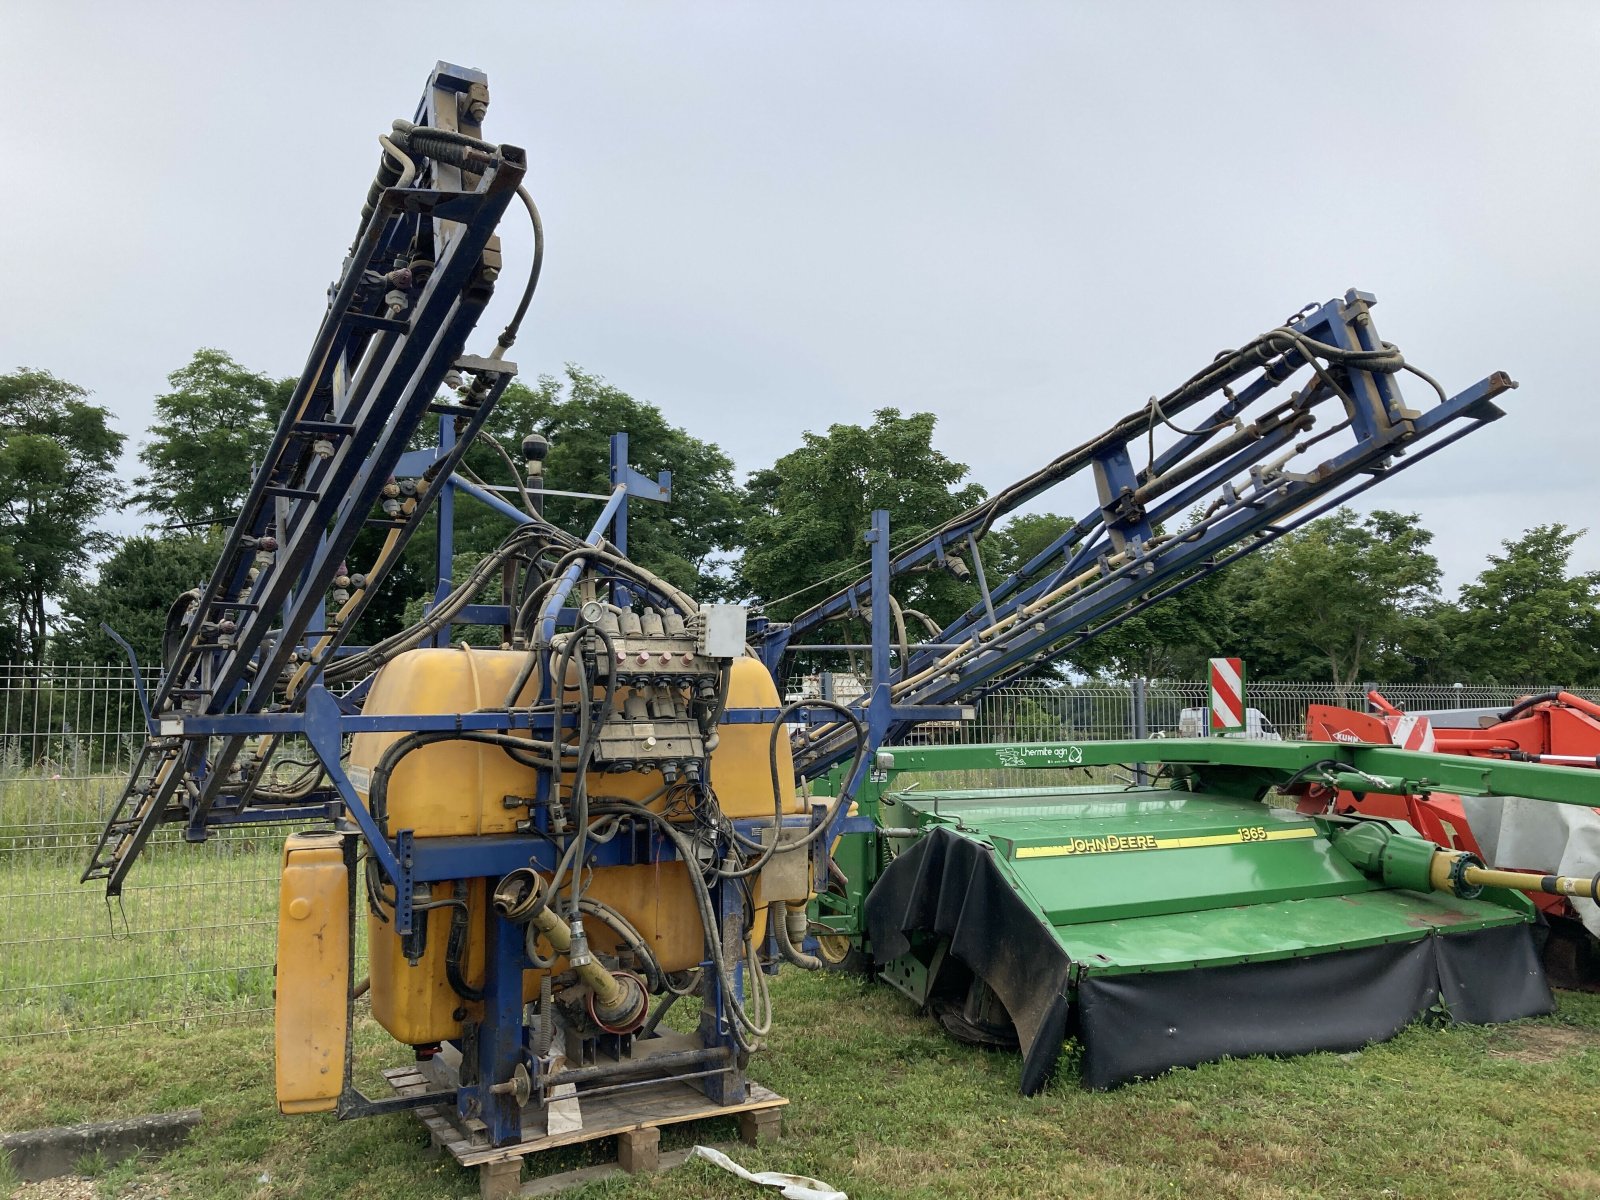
[5,778,1600,1197]
[2,974,1598,1200]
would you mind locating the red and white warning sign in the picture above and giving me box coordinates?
[1209,657,1245,731]
[1383,711,1435,753]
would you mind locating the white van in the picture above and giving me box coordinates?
[1175,707,1283,740]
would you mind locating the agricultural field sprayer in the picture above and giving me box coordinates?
[78,58,1590,1189]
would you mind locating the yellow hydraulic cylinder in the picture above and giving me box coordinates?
[275,833,350,1114]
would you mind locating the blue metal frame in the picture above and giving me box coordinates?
[755,291,1514,781]
[77,63,791,1149]
[83,62,529,891]
[112,424,785,1144]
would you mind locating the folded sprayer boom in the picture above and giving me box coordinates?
[757,291,1514,780]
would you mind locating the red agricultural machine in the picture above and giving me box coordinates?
[1303,691,1600,986]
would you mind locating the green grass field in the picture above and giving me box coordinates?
[2,972,1598,1199]
[4,778,1600,1198]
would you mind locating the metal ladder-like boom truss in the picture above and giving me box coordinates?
[83,64,526,895]
[759,291,1516,781]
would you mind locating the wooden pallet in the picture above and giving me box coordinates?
[383,1038,787,1199]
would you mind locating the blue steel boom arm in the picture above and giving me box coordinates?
[83,64,533,894]
[769,291,1514,780]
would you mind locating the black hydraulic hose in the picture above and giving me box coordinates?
[369,726,558,833]
[579,898,665,991]
[587,799,766,1050]
[1498,692,1563,723]
[554,625,619,921]
[389,119,499,173]
[552,631,588,919]
[351,139,409,254]
[513,545,701,648]
[162,589,200,673]
[500,557,520,642]
[390,119,496,154]
[1282,759,1346,793]
[786,321,1420,631]
[506,535,696,646]
[328,526,554,682]
[506,546,605,703]
[492,187,543,355]
[364,854,390,924]
[697,660,733,741]
[444,879,482,1002]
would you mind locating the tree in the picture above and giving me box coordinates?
[1237,509,1444,693]
[52,530,225,667]
[478,367,746,598]
[0,370,124,663]
[387,366,749,632]
[984,512,1073,582]
[127,349,294,526]
[1442,524,1600,684]
[740,408,986,623]
[1072,568,1231,681]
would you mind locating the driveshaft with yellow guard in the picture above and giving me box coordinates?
[491,868,649,1033]
[1329,819,1600,904]
[1431,850,1600,903]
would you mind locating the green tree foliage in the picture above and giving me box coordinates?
[1442,524,1600,683]
[740,408,986,623]
[477,367,746,598]
[52,531,225,667]
[1074,568,1230,681]
[387,367,748,635]
[1235,509,1444,692]
[0,369,124,663]
[984,512,1072,581]
[128,349,294,525]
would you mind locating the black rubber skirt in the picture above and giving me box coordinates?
[866,826,1555,1093]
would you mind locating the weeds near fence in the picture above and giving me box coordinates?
[0,814,285,1040]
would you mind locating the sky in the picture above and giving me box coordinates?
[3,2,1598,593]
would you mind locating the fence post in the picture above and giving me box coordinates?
[1131,677,1149,785]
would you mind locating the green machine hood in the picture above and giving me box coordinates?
[860,740,1581,1091]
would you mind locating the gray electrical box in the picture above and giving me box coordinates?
[700,604,748,658]
[757,825,812,902]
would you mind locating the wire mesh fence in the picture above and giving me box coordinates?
[3,663,1597,1042]
[928,679,1600,747]
[0,663,328,1042]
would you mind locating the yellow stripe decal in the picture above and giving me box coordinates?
[1014,826,1319,859]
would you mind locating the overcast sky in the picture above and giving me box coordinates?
[4,2,1597,592]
